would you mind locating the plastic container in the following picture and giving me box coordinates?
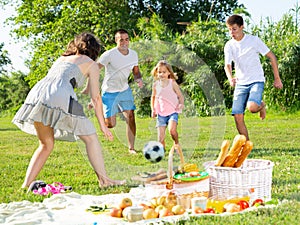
[123,206,143,222]
[191,196,207,211]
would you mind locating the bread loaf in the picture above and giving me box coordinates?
[215,140,230,166]
[222,134,246,167]
[234,140,253,167]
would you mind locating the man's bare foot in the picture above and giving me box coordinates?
[259,102,266,120]
[128,149,137,154]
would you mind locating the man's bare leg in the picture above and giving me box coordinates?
[247,101,266,120]
[234,114,249,140]
[123,110,136,154]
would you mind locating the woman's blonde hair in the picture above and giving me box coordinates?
[151,60,178,80]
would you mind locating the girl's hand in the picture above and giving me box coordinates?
[151,111,156,118]
[176,104,184,111]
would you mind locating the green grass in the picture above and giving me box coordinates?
[0,111,299,224]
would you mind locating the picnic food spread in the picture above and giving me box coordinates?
[97,136,271,222]
[4,135,276,224]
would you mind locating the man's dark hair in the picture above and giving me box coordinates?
[226,15,244,26]
[114,29,129,37]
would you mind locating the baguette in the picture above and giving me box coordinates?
[234,140,253,167]
[222,134,246,167]
[215,140,230,166]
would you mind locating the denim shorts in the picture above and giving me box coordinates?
[102,88,136,118]
[232,82,264,115]
[156,112,179,127]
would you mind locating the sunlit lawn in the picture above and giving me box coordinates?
[0,111,299,224]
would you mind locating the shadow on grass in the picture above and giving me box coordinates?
[0,127,19,131]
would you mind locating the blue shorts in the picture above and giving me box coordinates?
[156,113,179,127]
[102,88,136,118]
[232,82,264,115]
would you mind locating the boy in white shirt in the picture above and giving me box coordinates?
[224,15,283,140]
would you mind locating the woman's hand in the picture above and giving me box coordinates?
[101,126,114,141]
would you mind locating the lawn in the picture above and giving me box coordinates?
[0,111,299,224]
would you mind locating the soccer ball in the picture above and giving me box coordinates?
[143,141,165,163]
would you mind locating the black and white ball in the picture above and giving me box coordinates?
[143,141,165,163]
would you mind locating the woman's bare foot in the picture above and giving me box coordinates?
[99,178,126,188]
[259,101,266,120]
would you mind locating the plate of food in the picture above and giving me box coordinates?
[173,171,209,182]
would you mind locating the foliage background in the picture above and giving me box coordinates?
[0,0,299,116]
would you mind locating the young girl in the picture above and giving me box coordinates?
[151,60,184,149]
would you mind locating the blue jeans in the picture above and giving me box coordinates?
[232,82,264,114]
[156,112,179,127]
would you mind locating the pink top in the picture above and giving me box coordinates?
[154,79,180,116]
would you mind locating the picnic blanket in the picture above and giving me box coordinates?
[0,187,278,225]
[0,188,189,225]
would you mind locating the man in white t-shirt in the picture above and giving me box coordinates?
[224,15,283,140]
[99,29,143,154]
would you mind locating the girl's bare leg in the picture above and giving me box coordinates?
[22,122,55,188]
[79,134,126,187]
[158,126,167,149]
[168,120,179,144]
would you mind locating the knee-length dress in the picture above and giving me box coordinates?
[12,60,96,141]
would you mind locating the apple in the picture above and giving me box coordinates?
[119,197,133,209]
[143,208,158,220]
[159,208,174,218]
[172,205,185,215]
[122,206,131,218]
[109,207,122,218]
[155,205,166,214]
[193,206,204,214]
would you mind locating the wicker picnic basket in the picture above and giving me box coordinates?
[145,144,209,200]
[203,159,274,201]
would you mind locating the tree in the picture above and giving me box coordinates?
[0,0,242,87]
[0,43,11,74]
[1,0,135,86]
[0,71,30,113]
[129,0,243,32]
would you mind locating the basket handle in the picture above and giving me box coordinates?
[167,144,185,189]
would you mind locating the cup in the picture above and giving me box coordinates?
[191,196,207,212]
[177,195,191,209]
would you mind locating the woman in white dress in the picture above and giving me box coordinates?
[13,32,125,188]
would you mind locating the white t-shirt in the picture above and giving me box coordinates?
[224,34,270,85]
[98,47,138,92]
